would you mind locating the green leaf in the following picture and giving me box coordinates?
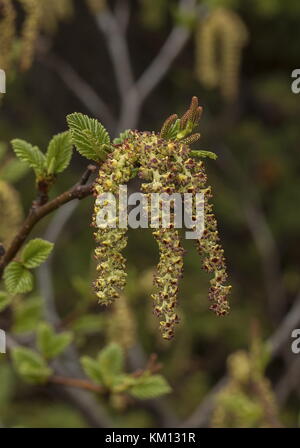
[46,131,73,174]
[164,118,181,140]
[98,343,124,387]
[3,262,34,294]
[13,297,42,334]
[21,238,54,269]
[11,139,46,177]
[80,356,103,385]
[129,374,171,400]
[67,113,111,162]
[37,323,72,360]
[190,150,218,160]
[0,291,11,312]
[11,347,52,384]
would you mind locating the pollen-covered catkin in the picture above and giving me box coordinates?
[92,98,231,339]
[92,135,139,305]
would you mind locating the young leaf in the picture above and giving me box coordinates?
[129,374,171,399]
[80,356,103,385]
[13,297,42,334]
[37,323,72,360]
[11,139,46,177]
[0,291,11,312]
[11,347,52,384]
[98,343,124,387]
[3,262,34,294]
[67,113,111,162]
[190,150,217,160]
[21,238,54,269]
[46,131,73,174]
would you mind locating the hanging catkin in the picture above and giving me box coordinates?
[195,8,248,102]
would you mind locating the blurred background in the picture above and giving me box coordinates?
[0,0,300,428]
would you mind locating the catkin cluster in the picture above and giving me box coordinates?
[0,0,106,71]
[195,8,248,102]
[93,98,231,340]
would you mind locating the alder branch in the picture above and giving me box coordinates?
[0,165,97,278]
[50,375,104,393]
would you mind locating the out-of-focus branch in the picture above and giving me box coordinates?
[95,7,135,101]
[37,201,79,326]
[216,143,287,323]
[136,0,197,102]
[114,0,131,33]
[38,42,116,132]
[0,165,96,278]
[96,0,197,133]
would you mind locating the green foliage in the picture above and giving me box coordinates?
[21,239,54,269]
[45,131,73,174]
[4,261,33,294]
[97,343,124,385]
[80,343,171,399]
[67,113,111,162]
[81,343,124,387]
[37,323,72,360]
[11,132,72,182]
[80,356,103,384]
[3,239,53,295]
[0,291,11,312]
[11,139,45,179]
[128,374,171,400]
[11,347,52,384]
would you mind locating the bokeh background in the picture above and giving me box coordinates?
[0,0,300,428]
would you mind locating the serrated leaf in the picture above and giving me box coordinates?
[3,262,34,294]
[98,343,124,387]
[37,323,72,360]
[0,291,11,312]
[11,347,52,384]
[21,238,54,269]
[11,139,46,177]
[80,356,103,385]
[46,131,73,174]
[13,297,42,334]
[67,113,111,162]
[128,374,171,399]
